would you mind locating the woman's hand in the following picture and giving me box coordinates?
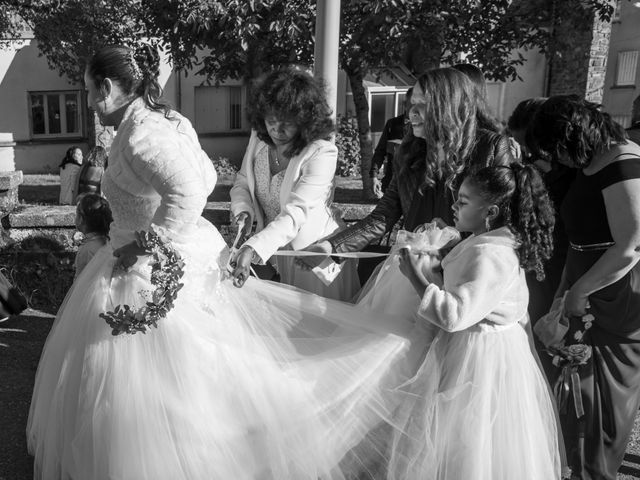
[113,241,148,271]
[230,245,255,288]
[398,247,432,296]
[295,241,333,270]
[233,211,253,239]
[563,285,590,318]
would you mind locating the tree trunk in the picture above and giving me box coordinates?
[346,67,376,200]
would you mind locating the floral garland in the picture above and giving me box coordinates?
[100,229,185,336]
[547,312,594,419]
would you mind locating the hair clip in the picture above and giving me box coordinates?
[128,49,143,82]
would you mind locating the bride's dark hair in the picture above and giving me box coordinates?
[86,44,172,119]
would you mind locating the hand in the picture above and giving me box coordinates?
[113,241,148,271]
[398,247,430,296]
[295,241,332,270]
[230,245,255,288]
[233,211,253,239]
[563,285,590,318]
[372,177,383,199]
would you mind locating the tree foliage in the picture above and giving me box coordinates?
[0,0,620,195]
[2,0,155,83]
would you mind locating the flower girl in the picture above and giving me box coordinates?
[393,164,564,479]
[74,193,112,278]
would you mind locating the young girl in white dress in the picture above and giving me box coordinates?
[73,193,112,279]
[392,164,564,479]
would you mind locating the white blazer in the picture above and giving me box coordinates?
[230,131,342,262]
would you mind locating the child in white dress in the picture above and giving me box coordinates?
[74,193,112,278]
[393,164,564,479]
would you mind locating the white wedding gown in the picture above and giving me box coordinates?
[27,100,412,480]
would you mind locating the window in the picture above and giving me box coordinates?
[194,86,245,133]
[615,51,639,87]
[28,91,83,138]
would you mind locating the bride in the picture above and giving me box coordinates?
[26,45,414,480]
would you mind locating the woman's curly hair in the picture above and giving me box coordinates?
[527,95,627,168]
[410,68,478,189]
[247,67,335,157]
[466,164,555,280]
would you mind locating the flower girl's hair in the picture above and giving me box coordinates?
[76,193,113,238]
[467,164,555,280]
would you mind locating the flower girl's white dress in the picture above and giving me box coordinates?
[383,228,563,480]
[27,99,411,480]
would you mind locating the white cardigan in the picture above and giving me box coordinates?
[230,131,342,262]
[418,227,530,332]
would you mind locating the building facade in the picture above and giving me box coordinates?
[601,0,640,127]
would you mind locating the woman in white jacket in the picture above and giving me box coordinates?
[230,68,359,301]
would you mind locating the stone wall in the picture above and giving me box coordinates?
[548,0,613,103]
[1,202,376,253]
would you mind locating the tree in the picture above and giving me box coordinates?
[2,0,619,195]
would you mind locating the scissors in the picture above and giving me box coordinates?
[226,215,248,274]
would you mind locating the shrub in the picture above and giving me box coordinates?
[212,156,238,177]
[335,115,361,177]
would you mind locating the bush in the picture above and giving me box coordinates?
[335,115,361,177]
[212,156,238,177]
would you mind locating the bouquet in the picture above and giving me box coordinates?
[394,222,461,284]
[100,228,185,336]
[395,222,461,256]
[535,292,594,418]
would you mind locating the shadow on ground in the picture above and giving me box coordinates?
[0,311,54,480]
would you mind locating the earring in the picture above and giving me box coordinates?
[484,217,491,232]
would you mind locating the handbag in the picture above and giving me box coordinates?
[0,270,27,319]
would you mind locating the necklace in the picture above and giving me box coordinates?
[270,147,286,169]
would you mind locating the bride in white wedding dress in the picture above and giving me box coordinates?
[27,45,414,480]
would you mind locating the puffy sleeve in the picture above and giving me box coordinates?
[244,141,337,261]
[125,118,217,240]
[417,244,519,332]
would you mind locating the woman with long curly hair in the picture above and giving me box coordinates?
[528,94,640,480]
[230,66,359,300]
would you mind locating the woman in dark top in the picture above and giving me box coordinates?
[508,97,577,323]
[529,95,640,480]
[300,67,514,268]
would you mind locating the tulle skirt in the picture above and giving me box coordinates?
[27,220,413,480]
[386,322,563,480]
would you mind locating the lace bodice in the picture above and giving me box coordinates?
[253,146,286,224]
[103,99,217,248]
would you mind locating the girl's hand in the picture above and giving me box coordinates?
[563,285,590,318]
[295,241,332,270]
[113,241,148,270]
[398,247,431,296]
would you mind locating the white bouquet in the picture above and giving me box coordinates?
[394,222,461,256]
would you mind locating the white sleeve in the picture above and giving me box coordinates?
[126,122,216,240]
[230,130,259,223]
[244,141,337,261]
[417,246,518,332]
